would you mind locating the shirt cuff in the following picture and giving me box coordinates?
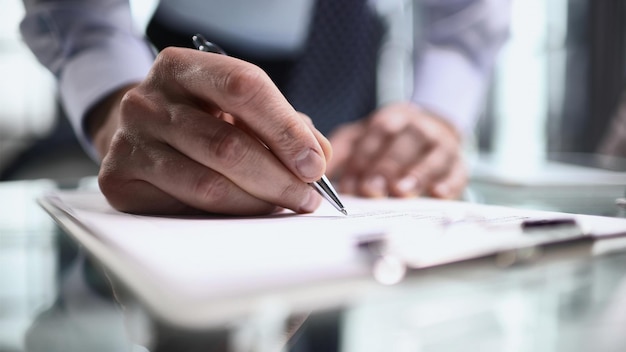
[411,46,488,136]
[59,36,154,161]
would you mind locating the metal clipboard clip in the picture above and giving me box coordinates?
[357,218,586,286]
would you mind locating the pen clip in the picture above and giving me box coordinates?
[192,33,226,55]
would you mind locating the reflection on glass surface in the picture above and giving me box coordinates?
[0,180,150,352]
[469,151,626,217]
[548,152,626,172]
[342,251,626,352]
[0,180,57,351]
[23,244,150,352]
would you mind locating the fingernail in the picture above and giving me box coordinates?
[299,189,321,213]
[364,175,387,197]
[295,149,324,180]
[396,176,420,196]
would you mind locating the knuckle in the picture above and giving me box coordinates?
[108,130,138,160]
[149,47,189,87]
[191,172,231,205]
[98,133,144,191]
[222,64,266,106]
[274,117,307,153]
[277,182,305,206]
[119,89,151,123]
[207,126,250,170]
[154,47,185,72]
[98,163,128,208]
[119,88,139,110]
[98,134,136,189]
[97,169,118,197]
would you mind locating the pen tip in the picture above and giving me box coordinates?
[341,209,348,216]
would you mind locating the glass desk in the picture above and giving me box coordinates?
[1,175,626,352]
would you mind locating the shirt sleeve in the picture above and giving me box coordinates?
[411,0,511,135]
[20,0,155,160]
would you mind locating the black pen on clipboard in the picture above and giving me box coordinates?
[191,33,348,215]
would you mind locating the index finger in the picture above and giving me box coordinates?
[151,47,329,183]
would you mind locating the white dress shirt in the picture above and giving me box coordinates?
[20,0,510,160]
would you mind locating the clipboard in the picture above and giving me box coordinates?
[38,190,626,329]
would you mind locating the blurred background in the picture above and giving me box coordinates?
[478,0,626,173]
[0,0,158,181]
[0,0,625,180]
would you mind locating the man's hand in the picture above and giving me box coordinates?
[88,47,332,215]
[326,102,467,199]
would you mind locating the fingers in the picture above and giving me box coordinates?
[334,103,467,199]
[362,128,432,197]
[346,104,420,172]
[391,142,462,198]
[99,128,322,215]
[150,47,328,183]
[158,107,321,212]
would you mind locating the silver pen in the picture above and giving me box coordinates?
[192,34,348,215]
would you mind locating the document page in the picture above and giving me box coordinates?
[39,190,626,327]
[44,190,626,286]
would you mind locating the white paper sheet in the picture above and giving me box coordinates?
[39,190,626,327]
